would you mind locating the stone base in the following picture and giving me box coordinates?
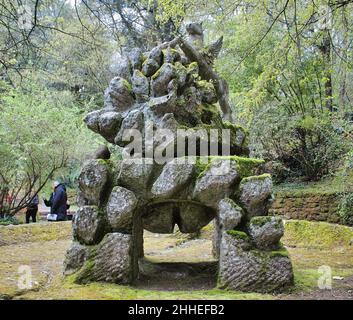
[63,242,89,276]
[67,156,294,292]
[65,232,134,284]
[218,232,293,292]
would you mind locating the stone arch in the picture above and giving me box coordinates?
[63,29,293,292]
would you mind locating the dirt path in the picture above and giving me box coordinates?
[0,239,71,299]
[280,275,353,300]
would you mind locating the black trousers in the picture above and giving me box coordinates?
[26,206,38,223]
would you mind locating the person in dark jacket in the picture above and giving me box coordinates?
[44,181,68,221]
[26,194,39,223]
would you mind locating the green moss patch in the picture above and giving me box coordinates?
[19,279,273,300]
[234,157,265,178]
[74,259,96,284]
[122,79,132,91]
[283,220,353,248]
[226,230,249,241]
[241,173,271,184]
[269,248,290,258]
[187,61,198,74]
[193,156,264,179]
[0,221,72,246]
[273,172,353,197]
[250,216,273,227]
[151,68,161,80]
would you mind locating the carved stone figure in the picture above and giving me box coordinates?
[64,26,293,293]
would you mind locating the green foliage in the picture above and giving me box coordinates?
[0,79,100,215]
[0,0,352,196]
[250,107,350,180]
[200,0,353,182]
[0,216,19,226]
[338,193,353,226]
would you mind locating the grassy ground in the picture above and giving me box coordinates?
[274,170,353,196]
[0,220,352,300]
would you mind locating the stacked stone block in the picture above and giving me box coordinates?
[63,36,293,292]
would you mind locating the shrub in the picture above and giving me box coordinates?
[250,107,350,181]
[0,215,19,226]
[338,193,353,226]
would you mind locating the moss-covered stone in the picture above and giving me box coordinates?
[151,67,161,80]
[193,156,264,179]
[174,61,188,81]
[226,230,249,241]
[74,258,96,283]
[187,61,199,74]
[222,121,248,148]
[199,103,222,125]
[269,248,290,258]
[122,79,132,92]
[250,216,275,227]
[162,48,181,63]
[241,173,271,184]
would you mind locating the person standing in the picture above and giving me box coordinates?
[25,194,39,223]
[51,181,68,221]
[44,181,69,221]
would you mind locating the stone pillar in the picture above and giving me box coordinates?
[64,159,137,284]
[216,175,293,292]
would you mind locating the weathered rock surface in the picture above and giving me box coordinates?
[117,159,155,195]
[83,110,101,133]
[239,174,273,218]
[106,186,137,232]
[218,198,243,230]
[248,216,284,250]
[98,112,122,142]
[84,111,122,143]
[78,160,110,205]
[196,80,217,104]
[213,198,244,258]
[178,203,215,233]
[163,47,181,64]
[114,108,144,146]
[76,233,132,284]
[63,242,89,275]
[128,48,143,70]
[73,206,105,245]
[148,93,177,116]
[148,47,163,64]
[151,63,175,97]
[151,159,194,199]
[132,70,149,102]
[193,159,239,208]
[104,77,134,111]
[142,58,160,77]
[218,232,293,292]
[142,203,175,234]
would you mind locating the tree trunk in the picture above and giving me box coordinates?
[319,30,333,112]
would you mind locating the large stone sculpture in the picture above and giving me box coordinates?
[64,25,293,293]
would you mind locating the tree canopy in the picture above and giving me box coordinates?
[0,0,352,215]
